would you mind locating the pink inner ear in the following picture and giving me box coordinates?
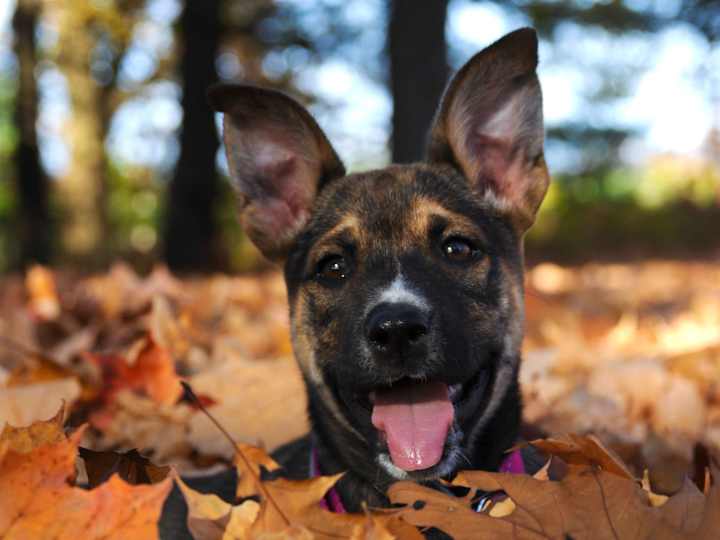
[242,142,319,246]
[249,198,310,245]
[466,132,530,208]
[466,133,511,189]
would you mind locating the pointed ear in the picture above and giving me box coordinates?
[427,28,549,231]
[208,84,345,260]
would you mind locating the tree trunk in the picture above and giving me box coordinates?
[55,5,108,263]
[388,0,449,163]
[12,0,50,267]
[164,0,223,273]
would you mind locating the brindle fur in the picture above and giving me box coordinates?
[278,162,526,509]
[160,27,548,536]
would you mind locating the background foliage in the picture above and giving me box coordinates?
[0,0,719,272]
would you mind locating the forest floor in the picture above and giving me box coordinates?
[1,260,718,538]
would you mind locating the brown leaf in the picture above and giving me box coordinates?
[657,476,705,531]
[79,447,170,487]
[526,433,635,479]
[391,464,720,540]
[389,482,506,539]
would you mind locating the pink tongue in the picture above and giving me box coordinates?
[371,381,454,471]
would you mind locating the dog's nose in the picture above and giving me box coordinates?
[365,303,430,361]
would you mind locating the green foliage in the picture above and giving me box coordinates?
[105,161,162,268]
[529,160,720,261]
[0,179,16,271]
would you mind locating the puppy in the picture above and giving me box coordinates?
[160,27,548,536]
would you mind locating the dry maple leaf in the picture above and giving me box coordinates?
[389,462,720,539]
[87,335,181,409]
[178,382,421,540]
[1,406,66,452]
[79,447,171,487]
[234,442,282,499]
[177,471,421,540]
[176,473,260,540]
[525,433,635,479]
[0,418,172,540]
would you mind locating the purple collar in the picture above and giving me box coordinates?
[310,445,347,513]
[310,446,526,514]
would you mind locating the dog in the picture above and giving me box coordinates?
[160,26,548,536]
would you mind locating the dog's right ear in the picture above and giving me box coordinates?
[208,85,345,261]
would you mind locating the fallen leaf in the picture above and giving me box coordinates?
[79,447,171,487]
[0,406,65,452]
[88,335,181,408]
[526,433,635,479]
[176,473,259,540]
[234,443,282,499]
[0,425,172,539]
[187,360,308,458]
[25,265,60,320]
[391,464,720,539]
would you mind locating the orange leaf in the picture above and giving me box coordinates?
[88,335,181,408]
[234,442,282,499]
[175,473,259,540]
[0,423,172,539]
[25,265,60,320]
[0,406,66,453]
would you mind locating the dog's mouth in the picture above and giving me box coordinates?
[362,368,490,473]
[370,380,453,471]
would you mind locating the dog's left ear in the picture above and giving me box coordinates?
[427,28,548,231]
[208,85,345,260]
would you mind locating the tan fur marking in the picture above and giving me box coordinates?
[291,290,363,439]
[409,197,487,243]
[499,258,524,353]
[307,214,362,264]
[291,292,321,383]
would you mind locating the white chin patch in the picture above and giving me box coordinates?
[377,453,411,479]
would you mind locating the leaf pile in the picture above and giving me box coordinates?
[522,262,720,475]
[4,411,718,539]
[391,443,719,540]
[0,263,306,468]
[0,261,719,538]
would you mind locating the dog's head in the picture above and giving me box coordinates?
[210,28,548,484]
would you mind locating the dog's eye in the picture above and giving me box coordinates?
[442,237,479,262]
[317,255,349,282]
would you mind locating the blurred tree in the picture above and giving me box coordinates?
[164,0,358,272]
[389,0,449,163]
[12,0,50,267]
[163,0,222,272]
[49,0,162,264]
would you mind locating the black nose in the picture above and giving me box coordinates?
[365,303,430,361]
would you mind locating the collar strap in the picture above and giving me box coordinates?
[310,446,526,514]
[310,445,347,513]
